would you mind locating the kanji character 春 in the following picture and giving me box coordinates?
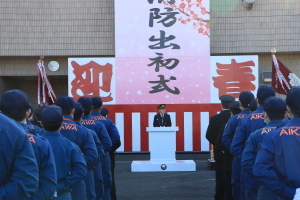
[70,61,113,101]
[149,30,180,49]
[148,53,179,72]
[212,59,256,98]
[149,7,179,27]
[148,0,176,4]
[148,75,180,94]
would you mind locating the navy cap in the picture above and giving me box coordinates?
[228,101,240,110]
[78,97,92,111]
[239,91,254,105]
[249,99,257,112]
[0,90,31,115]
[264,97,286,115]
[219,95,235,102]
[74,102,84,120]
[100,107,109,116]
[56,96,75,109]
[257,85,275,102]
[157,104,166,109]
[91,97,103,109]
[41,105,63,126]
[33,106,46,121]
[286,87,300,111]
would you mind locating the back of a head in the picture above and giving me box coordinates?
[41,105,63,131]
[286,87,300,117]
[249,99,257,112]
[257,85,275,106]
[56,96,75,115]
[239,91,255,108]
[78,96,92,115]
[0,90,30,121]
[264,97,286,121]
[74,102,84,121]
[228,101,241,115]
[100,107,109,116]
[91,96,103,109]
[219,95,235,109]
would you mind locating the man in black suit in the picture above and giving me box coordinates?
[153,104,172,127]
[206,95,235,200]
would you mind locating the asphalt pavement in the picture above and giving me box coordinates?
[114,153,215,200]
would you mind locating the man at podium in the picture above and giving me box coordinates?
[153,104,172,127]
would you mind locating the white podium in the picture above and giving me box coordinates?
[131,127,196,172]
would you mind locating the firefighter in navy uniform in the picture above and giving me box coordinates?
[78,97,112,200]
[0,91,39,200]
[206,95,235,200]
[222,91,254,200]
[153,104,172,127]
[0,90,57,200]
[254,87,300,200]
[90,96,121,200]
[231,85,275,199]
[55,96,98,200]
[242,97,287,200]
[41,105,87,200]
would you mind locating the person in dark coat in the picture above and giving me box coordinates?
[153,104,172,127]
[216,101,241,200]
[206,94,235,200]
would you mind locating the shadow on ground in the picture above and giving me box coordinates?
[115,153,215,200]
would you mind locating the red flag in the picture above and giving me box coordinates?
[37,60,57,105]
[271,55,298,95]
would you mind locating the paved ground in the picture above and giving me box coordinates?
[114,153,215,200]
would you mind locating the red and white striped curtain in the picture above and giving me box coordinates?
[37,60,57,105]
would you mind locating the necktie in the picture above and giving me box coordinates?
[161,114,164,126]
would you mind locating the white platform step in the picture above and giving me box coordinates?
[131,160,196,172]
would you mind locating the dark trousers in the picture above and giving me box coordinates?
[110,151,117,200]
[223,154,233,200]
[215,159,224,200]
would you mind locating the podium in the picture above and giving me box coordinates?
[131,127,196,172]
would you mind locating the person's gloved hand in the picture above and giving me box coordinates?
[294,188,300,200]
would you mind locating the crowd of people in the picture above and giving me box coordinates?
[0,90,120,200]
[206,85,300,200]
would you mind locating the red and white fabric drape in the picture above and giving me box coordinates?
[37,60,57,105]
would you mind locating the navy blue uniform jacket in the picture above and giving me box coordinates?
[222,109,250,152]
[231,106,266,160]
[90,112,120,151]
[0,113,38,200]
[43,131,87,193]
[20,123,57,200]
[254,118,300,200]
[59,115,98,170]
